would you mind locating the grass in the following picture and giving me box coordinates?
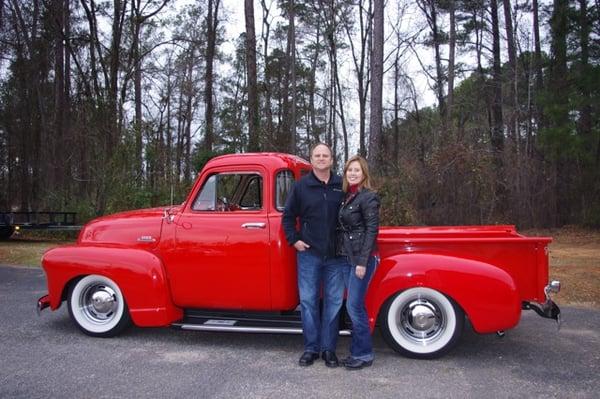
[1,227,598,308]
[523,226,600,308]
[0,231,75,267]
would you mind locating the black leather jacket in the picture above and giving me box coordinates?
[336,188,380,266]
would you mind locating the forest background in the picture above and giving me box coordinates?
[0,0,599,228]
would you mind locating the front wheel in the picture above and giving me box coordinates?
[67,275,131,337]
[379,287,464,359]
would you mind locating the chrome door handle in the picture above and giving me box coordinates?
[241,222,266,229]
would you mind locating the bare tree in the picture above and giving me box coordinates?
[417,0,445,119]
[368,0,383,169]
[490,0,504,155]
[502,0,518,144]
[343,0,372,157]
[245,0,260,151]
[204,0,220,152]
[447,0,455,124]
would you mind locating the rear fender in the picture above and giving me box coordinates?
[366,253,521,333]
[42,245,182,327]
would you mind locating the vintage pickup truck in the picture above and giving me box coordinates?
[37,152,560,358]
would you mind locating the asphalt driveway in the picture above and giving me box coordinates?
[1,265,598,398]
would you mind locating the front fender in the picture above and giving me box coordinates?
[366,253,521,334]
[41,245,182,327]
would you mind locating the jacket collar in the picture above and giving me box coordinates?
[307,170,341,187]
[342,187,364,208]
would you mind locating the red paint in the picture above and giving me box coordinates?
[40,153,553,335]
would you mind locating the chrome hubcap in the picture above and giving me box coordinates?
[81,284,117,323]
[398,298,445,344]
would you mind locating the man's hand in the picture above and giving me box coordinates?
[294,240,310,252]
[355,265,366,279]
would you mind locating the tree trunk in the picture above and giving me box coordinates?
[447,1,455,125]
[53,0,66,192]
[260,0,275,145]
[344,0,372,157]
[577,0,591,141]
[132,0,143,183]
[368,0,383,169]
[245,0,260,152]
[288,0,296,152]
[549,0,569,225]
[502,0,517,144]
[490,0,504,155]
[204,0,220,152]
[308,21,321,143]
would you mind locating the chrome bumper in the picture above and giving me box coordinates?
[522,280,562,329]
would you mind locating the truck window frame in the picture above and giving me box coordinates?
[191,171,263,212]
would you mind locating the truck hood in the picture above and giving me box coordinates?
[78,206,179,248]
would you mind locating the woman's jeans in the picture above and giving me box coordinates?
[343,255,378,361]
[297,251,345,353]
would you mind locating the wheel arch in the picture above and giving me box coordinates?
[42,245,182,327]
[366,253,521,334]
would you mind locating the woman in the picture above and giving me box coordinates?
[337,155,380,370]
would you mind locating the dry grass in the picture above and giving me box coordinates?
[2,227,598,308]
[0,234,74,267]
[523,226,600,309]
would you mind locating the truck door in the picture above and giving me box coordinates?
[167,167,271,310]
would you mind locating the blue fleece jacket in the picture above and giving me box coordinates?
[282,171,344,258]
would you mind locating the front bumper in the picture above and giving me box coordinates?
[522,280,562,329]
[37,294,50,316]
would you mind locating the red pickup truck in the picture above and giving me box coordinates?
[37,153,560,358]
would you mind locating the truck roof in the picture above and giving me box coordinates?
[204,152,311,171]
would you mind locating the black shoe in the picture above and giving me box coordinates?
[321,351,339,368]
[344,357,373,370]
[299,352,319,367]
[340,356,352,366]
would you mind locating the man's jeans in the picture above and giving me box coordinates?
[342,255,378,361]
[297,251,345,354]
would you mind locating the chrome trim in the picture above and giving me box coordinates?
[163,208,176,224]
[545,280,561,296]
[137,235,156,242]
[397,297,446,346]
[174,323,351,336]
[241,222,266,229]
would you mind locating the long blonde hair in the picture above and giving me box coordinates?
[342,155,373,192]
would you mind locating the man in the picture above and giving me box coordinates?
[282,143,345,367]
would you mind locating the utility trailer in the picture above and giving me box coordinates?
[0,211,78,240]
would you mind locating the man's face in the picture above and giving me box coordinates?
[310,144,333,172]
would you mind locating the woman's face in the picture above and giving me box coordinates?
[346,161,364,186]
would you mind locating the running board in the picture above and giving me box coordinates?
[172,309,351,336]
[174,323,351,336]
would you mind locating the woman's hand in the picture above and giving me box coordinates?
[355,265,366,279]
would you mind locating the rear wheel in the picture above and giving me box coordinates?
[379,287,464,359]
[67,275,131,337]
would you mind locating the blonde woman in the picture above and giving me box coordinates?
[337,155,380,369]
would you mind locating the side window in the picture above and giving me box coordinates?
[192,173,262,211]
[239,176,262,209]
[275,170,296,211]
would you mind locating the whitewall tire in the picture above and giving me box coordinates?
[379,287,464,358]
[67,275,131,337]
